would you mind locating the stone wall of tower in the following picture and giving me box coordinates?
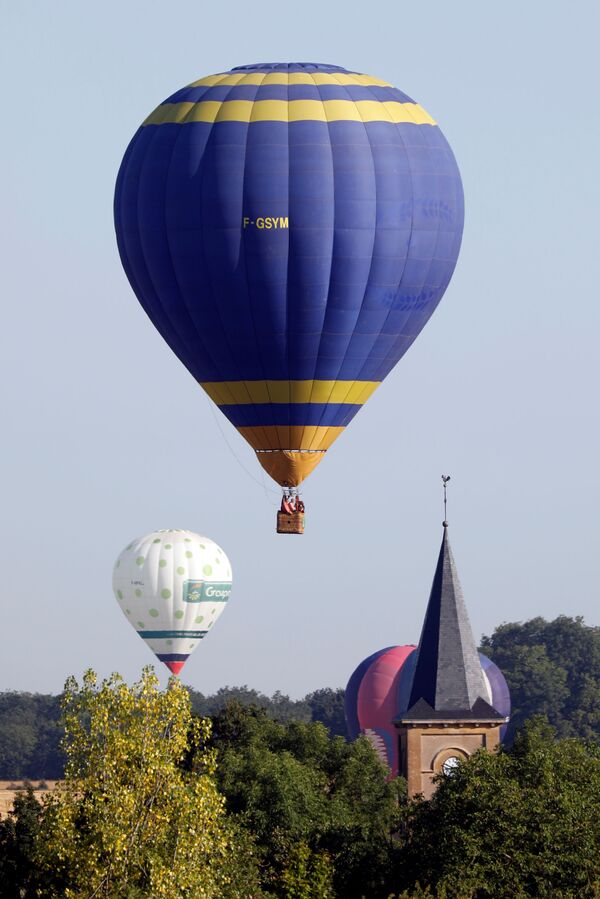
[397,722,502,799]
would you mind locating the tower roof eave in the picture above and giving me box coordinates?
[396,696,506,724]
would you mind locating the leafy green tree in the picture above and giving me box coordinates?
[481,615,600,741]
[268,690,312,724]
[190,685,273,717]
[279,841,334,899]
[398,718,600,898]
[188,685,311,725]
[35,668,255,899]
[188,684,348,731]
[0,692,64,778]
[207,701,403,898]
[29,695,65,777]
[396,888,448,899]
[304,688,347,737]
[0,787,43,898]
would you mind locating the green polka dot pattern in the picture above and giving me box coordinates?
[112,529,233,675]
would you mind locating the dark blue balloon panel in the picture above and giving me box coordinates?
[115,63,464,486]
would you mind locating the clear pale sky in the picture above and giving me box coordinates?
[1,1,599,696]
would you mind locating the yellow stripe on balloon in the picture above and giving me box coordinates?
[188,72,393,88]
[254,448,326,487]
[200,380,380,406]
[143,99,435,126]
[237,425,345,452]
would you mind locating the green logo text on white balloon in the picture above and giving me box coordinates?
[113,529,232,675]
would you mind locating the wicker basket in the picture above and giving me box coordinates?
[276,510,305,535]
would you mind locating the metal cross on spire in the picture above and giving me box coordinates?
[441,475,451,527]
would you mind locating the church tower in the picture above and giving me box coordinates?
[395,521,507,798]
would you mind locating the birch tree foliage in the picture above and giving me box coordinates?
[36,668,235,899]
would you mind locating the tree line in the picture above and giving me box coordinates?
[1,615,599,780]
[0,685,346,781]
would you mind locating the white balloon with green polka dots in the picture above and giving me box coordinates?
[112,529,232,675]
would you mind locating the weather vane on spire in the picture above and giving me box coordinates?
[442,475,451,527]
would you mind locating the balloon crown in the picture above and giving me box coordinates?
[231,62,350,73]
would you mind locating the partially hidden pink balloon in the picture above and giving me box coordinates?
[345,645,510,777]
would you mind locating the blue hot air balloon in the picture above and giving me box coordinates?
[114,63,464,527]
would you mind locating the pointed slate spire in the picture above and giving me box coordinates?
[404,525,504,721]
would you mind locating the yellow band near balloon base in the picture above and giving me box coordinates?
[237,425,344,452]
[201,379,380,406]
[255,449,326,487]
[240,423,345,486]
[144,100,435,127]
